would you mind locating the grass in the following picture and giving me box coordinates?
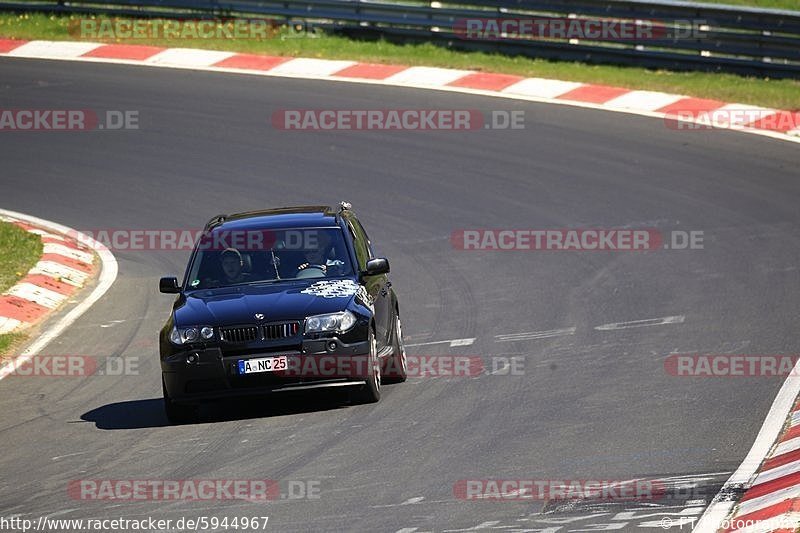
[700,0,799,8]
[0,221,40,356]
[1,12,799,109]
[0,221,41,294]
[0,333,27,357]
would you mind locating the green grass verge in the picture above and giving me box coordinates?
[700,0,798,9]
[2,12,799,109]
[0,220,42,294]
[0,333,27,356]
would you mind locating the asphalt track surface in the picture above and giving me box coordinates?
[1,57,799,532]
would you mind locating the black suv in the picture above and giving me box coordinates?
[158,203,406,423]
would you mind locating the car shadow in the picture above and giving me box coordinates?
[81,389,354,430]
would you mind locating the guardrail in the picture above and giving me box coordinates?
[2,0,799,77]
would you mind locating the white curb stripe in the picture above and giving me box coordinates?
[384,66,473,86]
[604,90,685,112]
[502,78,583,99]
[42,243,94,264]
[145,48,236,67]
[29,261,89,286]
[28,229,66,241]
[0,317,23,335]
[734,484,800,518]
[696,103,778,129]
[0,208,117,382]
[772,436,800,457]
[6,40,104,59]
[730,511,800,533]
[268,58,357,77]
[789,410,800,427]
[752,458,800,486]
[5,283,66,309]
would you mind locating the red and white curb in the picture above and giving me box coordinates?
[0,214,96,335]
[0,38,798,144]
[0,209,117,381]
[718,399,800,533]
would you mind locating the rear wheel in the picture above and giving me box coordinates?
[352,330,381,403]
[384,312,407,383]
[162,377,197,424]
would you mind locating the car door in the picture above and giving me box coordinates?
[348,218,391,351]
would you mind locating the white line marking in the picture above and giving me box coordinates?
[693,355,800,532]
[595,315,685,331]
[495,327,576,342]
[405,338,475,347]
[0,208,118,381]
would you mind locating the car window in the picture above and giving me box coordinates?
[348,220,372,270]
[186,227,354,289]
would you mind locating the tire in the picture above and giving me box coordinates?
[352,330,381,404]
[383,312,407,383]
[162,377,198,424]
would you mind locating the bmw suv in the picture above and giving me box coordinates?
[158,203,406,423]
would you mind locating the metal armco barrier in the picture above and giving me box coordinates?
[2,0,799,77]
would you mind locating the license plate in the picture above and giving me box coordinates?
[238,356,288,375]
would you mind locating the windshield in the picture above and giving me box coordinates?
[185,227,354,289]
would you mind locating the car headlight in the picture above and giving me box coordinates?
[305,311,357,334]
[170,326,215,344]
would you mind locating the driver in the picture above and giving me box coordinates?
[295,231,344,276]
[219,248,251,284]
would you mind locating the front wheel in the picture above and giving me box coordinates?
[352,330,381,404]
[162,377,197,424]
[384,313,407,383]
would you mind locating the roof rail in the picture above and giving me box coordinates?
[204,214,227,231]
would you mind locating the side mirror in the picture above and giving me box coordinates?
[159,277,180,294]
[364,257,390,276]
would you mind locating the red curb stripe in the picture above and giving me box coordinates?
[724,499,800,532]
[745,110,800,133]
[656,97,726,116]
[558,84,630,104]
[213,54,290,70]
[763,447,800,472]
[448,72,524,91]
[782,425,800,443]
[83,44,165,61]
[13,221,36,232]
[333,63,408,79]
[741,471,800,502]
[0,39,27,53]
[40,236,83,251]
[40,254,93,273]
[0,295,51,322]
[20,274,76,297]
